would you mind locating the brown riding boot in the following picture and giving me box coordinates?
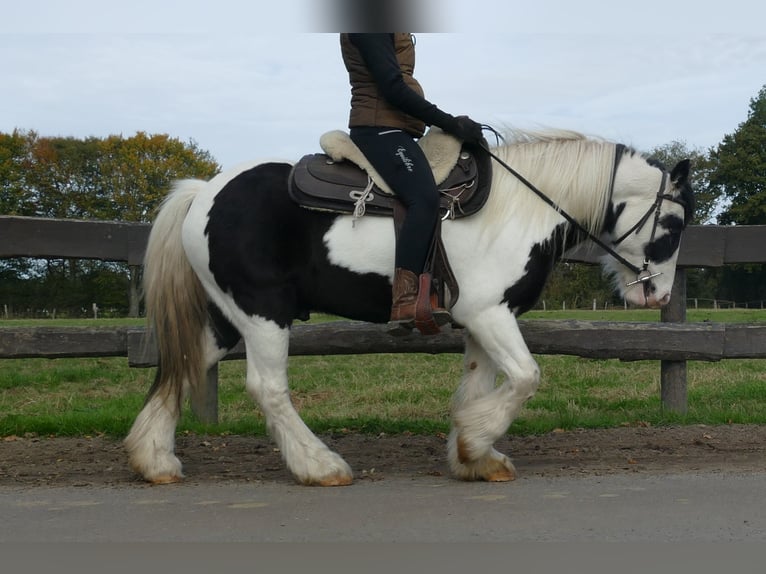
[388,268,451,336]
[388,268,419,334]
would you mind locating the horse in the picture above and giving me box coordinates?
[125,129,694,486]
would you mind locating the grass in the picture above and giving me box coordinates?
[523,308,766,323]
[1,310,764,437]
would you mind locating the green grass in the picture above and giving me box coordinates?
[1,310,764,437]
[1,308,762,330]
[523,308,766,323]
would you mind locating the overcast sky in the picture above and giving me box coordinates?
[2,1,765,169]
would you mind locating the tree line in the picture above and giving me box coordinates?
[0,132,219,317]
[1,85,765,317]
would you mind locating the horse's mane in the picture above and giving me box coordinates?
[482,128,617,240]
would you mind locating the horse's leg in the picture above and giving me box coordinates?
[448,306,540,482]
[125,324,231,483]
[242,317,353,486]
[447,331,515,481]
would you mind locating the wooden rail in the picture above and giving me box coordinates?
[2,215,765,267]
[1,215,765,422]
[2,321,765,364]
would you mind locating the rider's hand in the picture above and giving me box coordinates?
[446,115,484,144]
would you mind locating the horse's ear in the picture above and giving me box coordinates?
[670,159,691,186]
[671,158,695,224]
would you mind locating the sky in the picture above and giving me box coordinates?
[2,1,765,170]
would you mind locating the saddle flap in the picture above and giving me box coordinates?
[290,154,394,216]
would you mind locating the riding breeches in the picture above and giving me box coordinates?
[350,126,439,274]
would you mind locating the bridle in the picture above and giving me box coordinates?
[478,130,686,290]
[611,170,686,287]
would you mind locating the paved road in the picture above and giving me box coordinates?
[1,471,764,542]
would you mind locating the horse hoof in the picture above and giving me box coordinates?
[484,467,517,482]
[315,474,354,487]
[149,474,183,485]
[480,455,517,482]
[449,433,518,482]
[297,475,354,487]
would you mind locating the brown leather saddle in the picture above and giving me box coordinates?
[287,138,491,333]
[288,142,491,221]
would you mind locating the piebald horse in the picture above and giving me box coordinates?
[125,129,694,485]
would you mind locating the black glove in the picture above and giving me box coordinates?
[445,115,484,144]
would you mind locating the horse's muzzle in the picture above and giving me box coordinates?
[645,292,671,309]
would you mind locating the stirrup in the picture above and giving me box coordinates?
[432,308,451,327]
[387,318,415,337]
[413,273,446,336]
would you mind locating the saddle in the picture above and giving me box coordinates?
[289,128,491,221]
[288,128,492,332]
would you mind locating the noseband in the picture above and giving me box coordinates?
[479,133,687,288]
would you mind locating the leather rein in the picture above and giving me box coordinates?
[478,128,684,288]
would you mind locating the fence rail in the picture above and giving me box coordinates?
[2,215,765,423]
[2,215,765,266]
[2,320,765,363]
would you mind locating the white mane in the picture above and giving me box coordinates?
[482,128,617,239]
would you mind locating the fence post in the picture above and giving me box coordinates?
[660,268,687,413]
[189,364,219,424]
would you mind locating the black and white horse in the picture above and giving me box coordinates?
[125,129,694,485]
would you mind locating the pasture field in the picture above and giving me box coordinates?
[1,309,764,437]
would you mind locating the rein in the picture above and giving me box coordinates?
[477,128,675,287]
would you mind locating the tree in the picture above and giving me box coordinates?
[25,135,104,219]
[708,85,766,305]
[0,130,221,317]
[94,133,220,316]
[647,140,718,225]
[95,132,219,223]
[711,85,766,226]
[0,129,36,216]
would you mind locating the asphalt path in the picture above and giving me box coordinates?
[1,471,764,543]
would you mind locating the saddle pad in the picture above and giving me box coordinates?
[288,144,491,220]
[319,128,463,193]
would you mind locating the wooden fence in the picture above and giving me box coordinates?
[1,215,765,423]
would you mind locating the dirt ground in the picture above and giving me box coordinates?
[1,424,764,488]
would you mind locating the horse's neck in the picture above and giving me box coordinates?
[480,140,615,242]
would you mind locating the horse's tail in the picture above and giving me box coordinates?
[142,179,208,411]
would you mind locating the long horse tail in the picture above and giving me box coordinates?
[142,179,208,411]
[125,178,210,481]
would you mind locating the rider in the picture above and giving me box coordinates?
[340,33,484,334]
